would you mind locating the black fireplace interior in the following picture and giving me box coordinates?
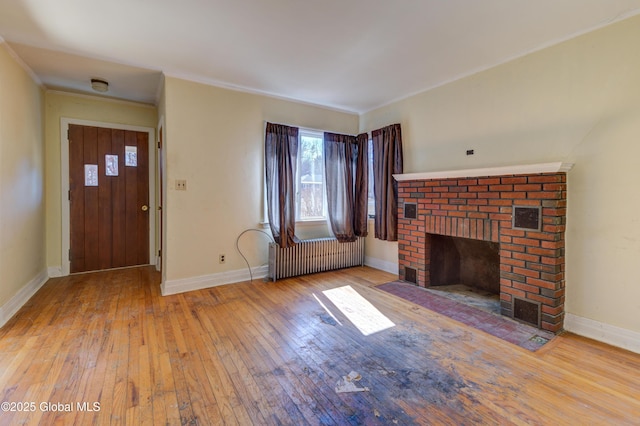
[429,234,500,294]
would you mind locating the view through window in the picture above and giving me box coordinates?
[285,130,374,223]
[297,130,325,221]
[368,139,374,216]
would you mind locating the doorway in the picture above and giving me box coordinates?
[61,119,156,275]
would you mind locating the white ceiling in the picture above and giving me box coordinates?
[1,0,639,113]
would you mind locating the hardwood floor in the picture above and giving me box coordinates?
[1,266,639,425]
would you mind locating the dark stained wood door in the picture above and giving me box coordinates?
[69,124,149,273]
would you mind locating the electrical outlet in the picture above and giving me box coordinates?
[176,179,187,190]
[219,254,225,264]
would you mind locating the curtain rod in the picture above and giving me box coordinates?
[263,120,369,136]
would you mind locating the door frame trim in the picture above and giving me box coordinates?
[60,118,156,276]
[156,116,165,274]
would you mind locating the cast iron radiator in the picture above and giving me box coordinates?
[268,237,365,281]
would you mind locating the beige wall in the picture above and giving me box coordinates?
[163,77,358,282]
[44,91,157,270]
[0,43,45,306]
[360,15,640,333]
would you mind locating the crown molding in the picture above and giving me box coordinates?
[0,40,43,88]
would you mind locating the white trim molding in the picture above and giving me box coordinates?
[48,266,64,278]
[0,270,49,328]
[161,265,269,296]
[564,313,640,354]
[0,40,43,87]
[394,162,574,182]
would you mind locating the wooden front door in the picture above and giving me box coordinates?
[69,124,149,273]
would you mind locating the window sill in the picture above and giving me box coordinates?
[260,220,329,228]
[296,219,328,228]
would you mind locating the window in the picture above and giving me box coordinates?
[297,129,326,221]
[296,131,372,221]
[367,138,375,217]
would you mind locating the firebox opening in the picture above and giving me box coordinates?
[428,234,501,314]
[429,234,500,294]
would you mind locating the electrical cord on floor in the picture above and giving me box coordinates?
[236,228,275,283]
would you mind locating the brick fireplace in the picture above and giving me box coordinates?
[395,163,572,333]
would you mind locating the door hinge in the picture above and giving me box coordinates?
[157,140,161,149]
[158,249,162,257]
[68,190,71,201]
[68,249,71,261]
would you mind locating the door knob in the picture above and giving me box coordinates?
[141,205,149,211]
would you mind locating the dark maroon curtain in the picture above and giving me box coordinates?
[265,122,300,248]
[354,133,369,236]
[324,132,368,242]
[372,123,403,241]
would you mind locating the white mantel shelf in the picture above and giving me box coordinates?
[394,162,574,182]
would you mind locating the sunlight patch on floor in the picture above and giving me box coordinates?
[312,293,344,327]
[323,286,395,336]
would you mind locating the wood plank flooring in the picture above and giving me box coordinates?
[1,266,639,425]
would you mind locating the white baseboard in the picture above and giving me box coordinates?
[564,313,640,354]
[0,269,49,328]
[364,256,399,275]
[161,265,269,296]
[48,266,64,278]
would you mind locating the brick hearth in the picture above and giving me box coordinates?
[396,164,570,333]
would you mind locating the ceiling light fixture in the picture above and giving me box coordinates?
[90,78,109,93]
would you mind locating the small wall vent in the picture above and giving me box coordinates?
[512,205,542,231]
[404,266,417,284]
[404,203,417,219]
[513,297,541,328]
